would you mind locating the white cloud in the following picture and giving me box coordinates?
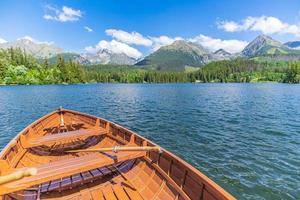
[17,36,54,45]
[190,34,248,53]
[217,21,240,32]
[84,26,93,32]
[104,29,183,51]
[105,29,153,46]
[0,37,7,44]
[217,16,300,37]
[43,5,83,22]
[150,35,183,50]
[85,40,142,59]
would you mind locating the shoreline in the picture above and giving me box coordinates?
[0,82,288,86]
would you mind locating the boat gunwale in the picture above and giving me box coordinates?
[0,108,235,200]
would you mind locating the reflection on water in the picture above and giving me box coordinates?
[0,83,299,199]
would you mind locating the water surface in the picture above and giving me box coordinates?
[0,84,299,199]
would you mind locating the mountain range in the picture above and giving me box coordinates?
[82,49,137,65]
[47,50,137,65]
[1,34,300,71]
[138,35,300,71]
[0,38,63,58]
[0,39,137,65]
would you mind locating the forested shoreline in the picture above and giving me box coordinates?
[1,48,300,85]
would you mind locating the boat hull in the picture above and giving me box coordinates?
[0,108,235,200]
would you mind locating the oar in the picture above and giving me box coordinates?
[0,168,37,185]
[66,146,162,153]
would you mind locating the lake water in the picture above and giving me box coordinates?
[0,83,299,199]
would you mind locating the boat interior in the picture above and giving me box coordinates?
[0,109,234,200]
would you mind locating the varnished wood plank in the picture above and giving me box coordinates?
[123,185,144,200]
[102,186,117,200]
[24,129,106,148]
[90,189,105,200]
[112,185,130,200]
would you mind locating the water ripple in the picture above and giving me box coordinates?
[0,83,299,199]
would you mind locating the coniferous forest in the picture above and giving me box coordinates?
[1,48,300,85]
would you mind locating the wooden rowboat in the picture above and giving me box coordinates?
[0,108,235,200]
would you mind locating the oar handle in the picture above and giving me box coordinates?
[111,146,162,153]
[0,168,37,185]
[67,146,162,153]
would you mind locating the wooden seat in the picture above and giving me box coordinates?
[0,151,146,195]
[22,128,106,148]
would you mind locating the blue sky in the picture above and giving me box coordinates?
[0,0,300,57]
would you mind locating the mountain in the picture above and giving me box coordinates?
[212,49,232,60]
[136,40,210,71]
[47,53,91,65]
[82,49,137,65]
[0,38,62,58]
[284,41,300,49]
[241,35,297,57]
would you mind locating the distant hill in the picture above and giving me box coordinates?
[136,40,210,71]
[0,38,62,58]
[241,35,300,57]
